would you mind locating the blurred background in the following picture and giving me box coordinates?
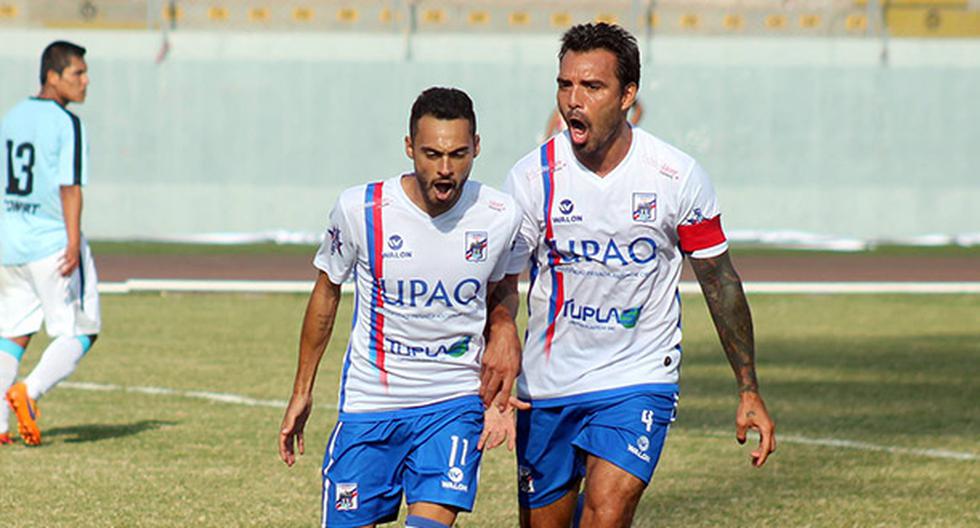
[1,0,977,248]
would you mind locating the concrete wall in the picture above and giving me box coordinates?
[1,29,977,242]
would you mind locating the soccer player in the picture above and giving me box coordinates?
[1,41,99,447]
[486,23,777,527]
[278,87,524,528]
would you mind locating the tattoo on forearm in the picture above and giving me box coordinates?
[691,253,759,393]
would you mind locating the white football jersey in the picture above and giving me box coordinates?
[505,128,728,403]
[315,175,521,414]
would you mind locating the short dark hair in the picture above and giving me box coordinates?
[40,41,86,86]
[559,23,640,92]
[409,87,476,138]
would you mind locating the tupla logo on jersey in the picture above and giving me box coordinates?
[562,299,642,329]
[632,193,657,223]
[384,335,471,359]
[465,231,488,262]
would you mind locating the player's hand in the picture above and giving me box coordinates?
[58,246,80,276]
[478,396,530,451]
[279,393,313,467]
[735,391,776,467]
[480,325,522,412]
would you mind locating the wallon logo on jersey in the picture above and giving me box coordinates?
[562,299,641,329]
[465,231,488,262]
[442,467,468,491]
[335,483,359,511]
[628,437,652,462]
[383,234,412,259]
[552,198,583,224]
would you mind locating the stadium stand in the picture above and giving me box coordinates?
[1,1,977,37]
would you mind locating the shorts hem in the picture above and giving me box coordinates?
[327,511,398,528]
[406,497,475,513]
[572,441,654,485]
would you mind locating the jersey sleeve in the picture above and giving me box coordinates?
[676,162,728,259]
[313,198,358,284]
[56,113,87,186]
[489,200,524,283]
[503,167,541,275]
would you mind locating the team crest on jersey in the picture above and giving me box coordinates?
[335,483,358,511]
[632,193,657,223]
[328,226,343,256]
[465,231,488,262]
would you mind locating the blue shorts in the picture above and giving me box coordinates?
[321,396,484,527]
[516,385,678,509]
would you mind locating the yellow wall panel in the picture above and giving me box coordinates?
[337,8,358,23]
[208,7,229,21]
[293,7,314,22]
[509,12,530,26]
[248,7,270,22]
[551,12,571,28]
[887,8,980,37]
[468,11,490,26]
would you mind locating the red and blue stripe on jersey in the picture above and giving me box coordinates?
[540,139,564,359]
[364,182,389,388]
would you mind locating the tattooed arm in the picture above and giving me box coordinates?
[690,251,776,467]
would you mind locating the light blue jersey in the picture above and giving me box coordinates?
[1,98,88,265]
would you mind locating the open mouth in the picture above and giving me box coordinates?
[567,116,589,145]
[432,180,456,200]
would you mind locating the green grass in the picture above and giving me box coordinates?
[88,240,980,258]
[1,293,977,527]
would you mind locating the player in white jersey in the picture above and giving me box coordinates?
[484,23,777,527]
[1,41,100,447]
[279,87,524,528]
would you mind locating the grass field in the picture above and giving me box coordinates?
[1,292,977,527]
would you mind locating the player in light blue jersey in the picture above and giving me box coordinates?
[1,41,100,447]
[279,87,525,528]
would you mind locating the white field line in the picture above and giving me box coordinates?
[777,435,978,461]
[98,280,980,295]
[61,381,287,408]
[60,381,978,461]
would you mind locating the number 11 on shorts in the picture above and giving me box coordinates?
[449,435,469,467]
